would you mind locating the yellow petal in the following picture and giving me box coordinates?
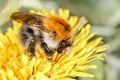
[33,72,50,80]
[69,70,94,77]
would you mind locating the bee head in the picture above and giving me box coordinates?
[57,40,72,53]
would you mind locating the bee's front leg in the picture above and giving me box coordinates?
[41,42,53,60]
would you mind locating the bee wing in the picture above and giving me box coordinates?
[11,12,46,29]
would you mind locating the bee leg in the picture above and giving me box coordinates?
[27,39,36,57]
[41,42,52,60]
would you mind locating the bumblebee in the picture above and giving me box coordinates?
[11,12,72,60]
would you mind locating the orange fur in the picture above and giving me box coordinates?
[43,16,72,42]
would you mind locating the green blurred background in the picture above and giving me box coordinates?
[0,0,120,80]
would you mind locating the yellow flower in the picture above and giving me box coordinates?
[0,9,107,80]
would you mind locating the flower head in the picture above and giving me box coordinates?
[0,9,107,80]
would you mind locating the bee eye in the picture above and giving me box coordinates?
[60,40,71,47]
